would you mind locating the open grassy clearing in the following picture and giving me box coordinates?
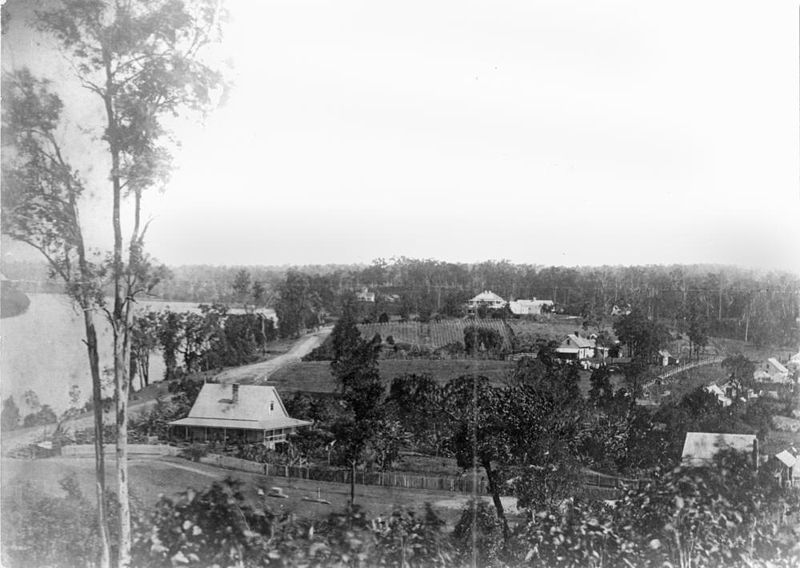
[1,456,487,526]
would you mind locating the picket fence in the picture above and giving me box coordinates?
[199,454,490,494]
[198,453,644,497]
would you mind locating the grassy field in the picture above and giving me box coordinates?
[269,359,519,393]
[1,456,489,526]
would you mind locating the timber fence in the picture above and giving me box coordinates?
[656,355,724,381]
[200,454,490,494]
[643,355,725,398]
[199,453,645,497]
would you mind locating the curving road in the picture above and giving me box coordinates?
[214,327,331,385]
[2,329,331,454]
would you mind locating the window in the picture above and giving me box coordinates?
[270,401,274,411]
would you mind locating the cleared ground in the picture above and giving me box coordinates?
[1,455,484,526]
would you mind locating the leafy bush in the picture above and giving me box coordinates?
[1,475,106,567]
[452,499,505,567]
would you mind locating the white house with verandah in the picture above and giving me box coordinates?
[467,290,506,313]
[169,383,310,449]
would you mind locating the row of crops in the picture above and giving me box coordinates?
[357,319,514,351]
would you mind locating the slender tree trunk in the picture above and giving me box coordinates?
[83,310,112,568]
[483,461,509,541]
[67,160,111,568]
[350,459,356,506]
[104,52,131,567]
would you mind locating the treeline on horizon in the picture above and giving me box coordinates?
[4,257,799,347]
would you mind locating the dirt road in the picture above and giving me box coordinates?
[214,327,331,385]
[2,329,331,453]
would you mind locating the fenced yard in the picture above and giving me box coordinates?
[198,453,643,498]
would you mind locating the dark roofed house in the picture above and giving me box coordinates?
[169,383,310,448]
[556,332,597,362]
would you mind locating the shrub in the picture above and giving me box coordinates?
[452,499,504,567]
[1,475,104,567]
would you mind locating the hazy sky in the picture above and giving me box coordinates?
[3,0,800,271]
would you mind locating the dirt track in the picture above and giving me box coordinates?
[2,329,331,454]
[214,327,331,384]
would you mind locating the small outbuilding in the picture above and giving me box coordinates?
[774,450,797,487]
[169,383,311,448]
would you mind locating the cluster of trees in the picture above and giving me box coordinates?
[1,385,91,433]
[4,453,798,568]
[1,0,228,565]
[463,325,505,355]
[1,392,58,431]
[132,305,277,385]
[142,258,800,347]
[274,269,334,338]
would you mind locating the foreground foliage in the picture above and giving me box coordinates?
[4,450,798,568]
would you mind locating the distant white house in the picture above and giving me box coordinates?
[508,298,554,316]
[169,383,311,448]
[681,432,758,467]
[704,384,733,407]
[356,288,376,302]
[467,290,507,313]
[754,358,790,384]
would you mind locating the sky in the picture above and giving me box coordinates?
[2,0,800,271]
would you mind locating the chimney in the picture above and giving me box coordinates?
[232,384,239,404]
[574,331,580,337]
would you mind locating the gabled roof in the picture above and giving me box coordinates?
[681,432,757,466]
[775,450,797,468]
[560,334,595,349]
[169,383,311,431]
[469,290,505,303]
[766,358,788,374]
